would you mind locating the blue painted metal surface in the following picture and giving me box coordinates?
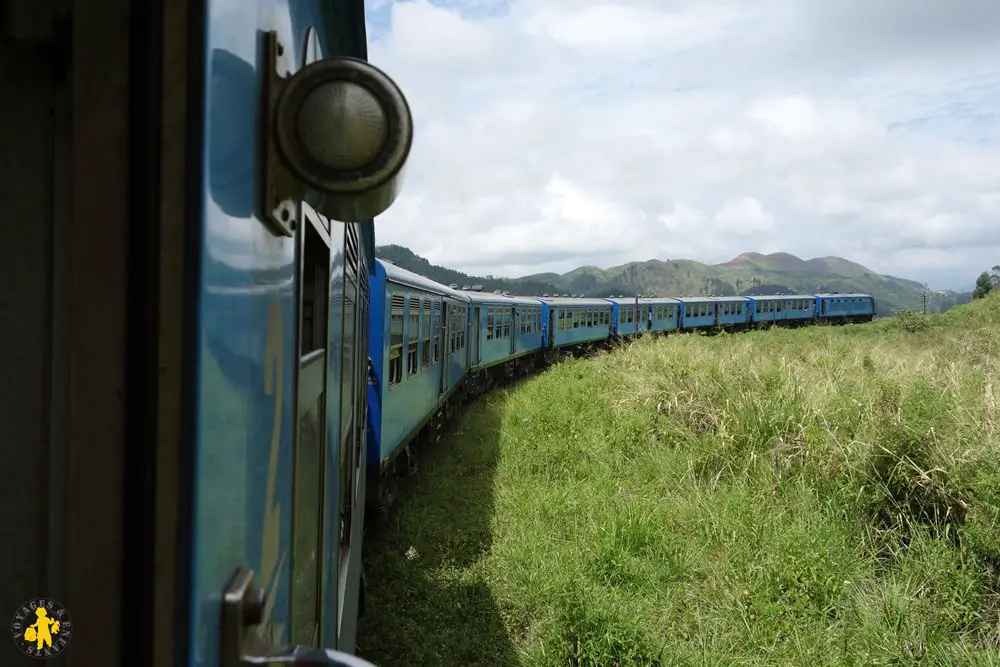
[815,293,876,319]
[749,295,816,324]
[644,297,682,333]
[542,297,613,347]
[676,296,750,330]
[606,297,642,337]
[367,260,469,469]
[462,293,544,369]
[190,1,374,664]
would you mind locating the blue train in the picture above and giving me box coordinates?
[2,0,875,665]
[365,260,875,507]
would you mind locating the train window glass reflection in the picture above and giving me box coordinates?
[407,296,418,375]
[389,294,404,385]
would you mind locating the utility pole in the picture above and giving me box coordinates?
[921,291,927,314]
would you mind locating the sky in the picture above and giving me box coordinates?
[364,0,1000,290]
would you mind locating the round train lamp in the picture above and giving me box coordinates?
[266,51,414,225]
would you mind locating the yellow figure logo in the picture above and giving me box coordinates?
[10,599,72,659]
[24,607,58,650]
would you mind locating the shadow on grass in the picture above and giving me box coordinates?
[358,392,520,667]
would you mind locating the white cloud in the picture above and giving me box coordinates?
[366,0,1000,289]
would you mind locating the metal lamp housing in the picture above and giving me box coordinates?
[260,32,413,233]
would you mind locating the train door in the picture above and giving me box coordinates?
[472,306,482,365]
[511,308,518,355]
[293,207,332,648]
[440,301,450,395]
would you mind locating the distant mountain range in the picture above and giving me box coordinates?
[375,245,974,316]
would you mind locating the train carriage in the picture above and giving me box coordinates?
[367,260,470,503]
[748,295,817,326]
[677,296,751,331]
[643,297,683,334]
[463,292,544,371]
[815,293,877,322]
[541,297,614,350]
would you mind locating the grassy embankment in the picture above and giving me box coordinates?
[358,294,1000,666]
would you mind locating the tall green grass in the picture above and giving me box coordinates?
[358,294,1000,666]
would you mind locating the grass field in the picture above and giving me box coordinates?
[357,294,1000,666]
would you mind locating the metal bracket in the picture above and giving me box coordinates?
[258,31,300,237]
[221,566,377,667]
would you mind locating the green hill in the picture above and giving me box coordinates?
[375,244,973,315]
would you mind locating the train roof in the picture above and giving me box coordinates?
[747,294,819,301]
[674,296,751,303]
[458,291,542,307]
[539,297,612,307]
[377,260,470,301]
[814,293,872,299]
[605,296,681,305]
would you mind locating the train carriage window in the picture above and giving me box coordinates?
[432,301,441,363]
[407,296,419,375]
[422,299,431,368]
[776,301,782,312]
[572,309,579,328]
[502,307,511,337]
[389,294,404,386]
[486,307,494,340]
[557,309,564,330]
[619,308,625,324]
[495,308,503,339]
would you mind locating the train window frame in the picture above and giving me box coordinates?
[388,293,404,386]
[486,307,494,340]
[432,301,441,363]
[421,298,431,369]
[407,296,419,376]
